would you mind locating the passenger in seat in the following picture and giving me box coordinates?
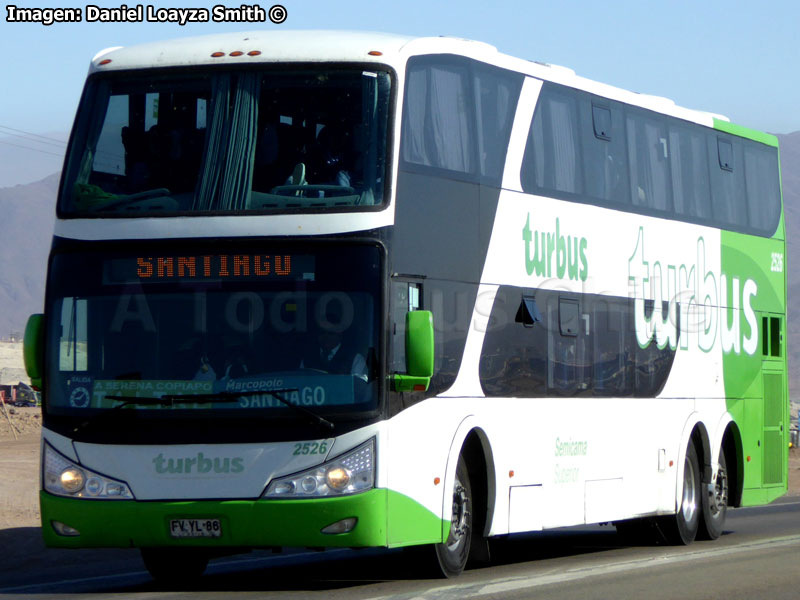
[308,124,352,188]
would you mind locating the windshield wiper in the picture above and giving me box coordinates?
[144,389,333,430]
[83,388,335,432]
[71,393,240,435]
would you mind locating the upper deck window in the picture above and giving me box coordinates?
[520,81,781,237]
[60,67,392,216]
[400,55,523,185]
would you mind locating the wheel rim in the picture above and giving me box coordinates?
[708,463,728,517]
[681,454,698,524]
[447,477,470,551]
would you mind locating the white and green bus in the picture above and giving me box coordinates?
[24,30,787,581]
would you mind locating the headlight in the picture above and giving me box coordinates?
[43,443,133,499]
[59,468,85,493]
[264,438,374,498]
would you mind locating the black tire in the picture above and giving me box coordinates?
[659,442,701,545]
[433,456,473,577]
[141,548,209,585]
[698,449,728,540]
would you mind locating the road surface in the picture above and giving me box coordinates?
[2,497,800,599]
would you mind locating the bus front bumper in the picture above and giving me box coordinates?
[40,489,390,549]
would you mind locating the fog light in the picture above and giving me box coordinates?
[321,517,357,534]
[60,468,85,493]
[325,467,351,491]
[52,520,81,537]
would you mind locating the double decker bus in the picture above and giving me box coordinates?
[24,30,787,581]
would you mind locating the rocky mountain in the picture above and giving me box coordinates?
[0,132,67,189]
[0,173,58,339]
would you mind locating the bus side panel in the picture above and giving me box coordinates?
[384,399,467,547]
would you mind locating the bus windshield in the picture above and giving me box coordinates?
[45,243,382,427]
[60,67,392,215]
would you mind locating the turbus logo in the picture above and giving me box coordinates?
[627,227,758,355]
[153,452,245,475]
[522,214,588,282]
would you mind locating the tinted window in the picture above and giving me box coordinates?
[581,100,628,205]
[519,81,781,237]
[627,111,672,212]
[668,124,711,219]
[479,287,676,398]
[521,86,582,194]
[402,55,523,184]
[46,243,383,422]
[474,63,522,181]
[402,60,475,173]
[744,143,781,231]
[61,68,393,216]
[710,136,747,227]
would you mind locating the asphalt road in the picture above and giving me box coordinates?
[3,498,800,599]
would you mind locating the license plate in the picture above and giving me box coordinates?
[169,518,222,538]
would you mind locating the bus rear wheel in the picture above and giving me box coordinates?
[698,450,728,540]
[660,442,701,545]
[434,455,473,577]
[141,548,209,585]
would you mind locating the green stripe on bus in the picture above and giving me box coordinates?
[713,118,778,147]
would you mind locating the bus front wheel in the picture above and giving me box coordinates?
[434,455,473,577]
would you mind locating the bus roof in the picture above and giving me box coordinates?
[89,30,416,71]
[89,30,732,129]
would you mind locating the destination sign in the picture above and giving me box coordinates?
[103,254,316,284]
[88,374,356,409]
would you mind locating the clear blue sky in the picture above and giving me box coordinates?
[1,0,798,138]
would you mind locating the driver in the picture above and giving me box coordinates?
[221,340,251,380]
[307,124,352,187]
[300,302,367,381]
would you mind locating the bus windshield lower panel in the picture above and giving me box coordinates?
[44,242,383,442]
[60,67,392,216]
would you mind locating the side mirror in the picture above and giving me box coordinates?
[23,314,45,390]
[393,310,434,392]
